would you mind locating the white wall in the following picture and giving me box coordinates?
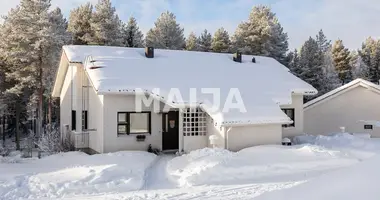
[102,95,164,153]
[87,79,104,153]
[281,94,304,138]
[183,136,208,152]
[304,85,380,137]
[227,124,282,152]
[60,65,75,137]
[206,114,225,148]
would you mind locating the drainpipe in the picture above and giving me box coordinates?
[178,108,184,153]
[225,126,232,150]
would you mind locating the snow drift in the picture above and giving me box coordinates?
[294,133,380,160]
[0,151,156,199]
[256,154,380,200]
[167,144,360,187]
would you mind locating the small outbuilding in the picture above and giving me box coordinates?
[304,78,380,137]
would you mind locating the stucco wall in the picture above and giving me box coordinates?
[102,95,164,153]
[304,85,380,137]
[281,94,304,138]
[227,124,282,152]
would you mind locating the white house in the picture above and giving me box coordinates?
[304,78,380,137]
[52,45,317,154]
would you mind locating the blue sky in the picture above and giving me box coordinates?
[2,0,380,49]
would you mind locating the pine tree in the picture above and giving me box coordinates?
[47,8,70,93]
[0,0,70,142]
[287,49,302,77]
[321,49,342,92]
[91,0,121,46]
[211,27,230,53]
[316,29,331,53]
[359,37,380,83]
[231,5,288,64]
[351,50,369,79]
[68,2,93,45]
[298,37,325,96]
[332,39,352,84]
[198,29,212,52]
[186,32,199,51]
[145,11,185,50]
[121,17,144,48]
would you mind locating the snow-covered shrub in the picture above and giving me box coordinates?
[36,125,74,153]
[0,151,22,163]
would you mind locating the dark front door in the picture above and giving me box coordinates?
[162,111,179,150]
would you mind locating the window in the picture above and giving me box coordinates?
[282,108,295,128]
[82,111,88,130]
[183,108,207,136]
[72,110,76,130]
[117,112,151,135]
[364,125,373,130]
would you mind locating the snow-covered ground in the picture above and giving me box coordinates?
[1,133,380,200]
[0,151,156,199]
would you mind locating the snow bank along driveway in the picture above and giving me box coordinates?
[167,144,360,187]
[1,133,380,200]
[0,151,156,199]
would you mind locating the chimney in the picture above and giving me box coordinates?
[252,57,256,63]
[233,52,242,63]
[145,47,154,58]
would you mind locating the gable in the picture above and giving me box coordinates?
[305,85,380,112]
[304,79,380,110]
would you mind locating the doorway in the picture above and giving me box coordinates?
[162,111,179,151]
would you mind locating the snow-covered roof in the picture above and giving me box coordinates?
[304,78,380,110]
[55,45,317,126]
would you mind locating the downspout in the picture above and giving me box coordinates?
[179,108,185,153]
[225,126,232,150]
[70,64,74,136]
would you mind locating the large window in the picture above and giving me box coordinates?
[117,112,151,135]
[282,108,295,128]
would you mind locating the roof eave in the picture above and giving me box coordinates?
[51,49,83,98]
[304,79,380,109]
[220,119,292,127]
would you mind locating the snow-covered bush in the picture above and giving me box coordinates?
[0,143,7,156]
[36,125,74,153]
[0,151,22,163]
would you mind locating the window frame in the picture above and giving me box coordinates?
[281,108,295,128]
[117,112,151,135]
[364,124,373,130]
[72,110,76,131]
[82,110,88,130]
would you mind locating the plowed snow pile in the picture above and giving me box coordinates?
[0,151,156,199]
[167,144,360,186]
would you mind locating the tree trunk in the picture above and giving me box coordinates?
[37,54,44,138]
[2,115,5,145]
[15,103,20,150]
[48,97,52,131]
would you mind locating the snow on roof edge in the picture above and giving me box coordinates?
[304,78,380,109]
